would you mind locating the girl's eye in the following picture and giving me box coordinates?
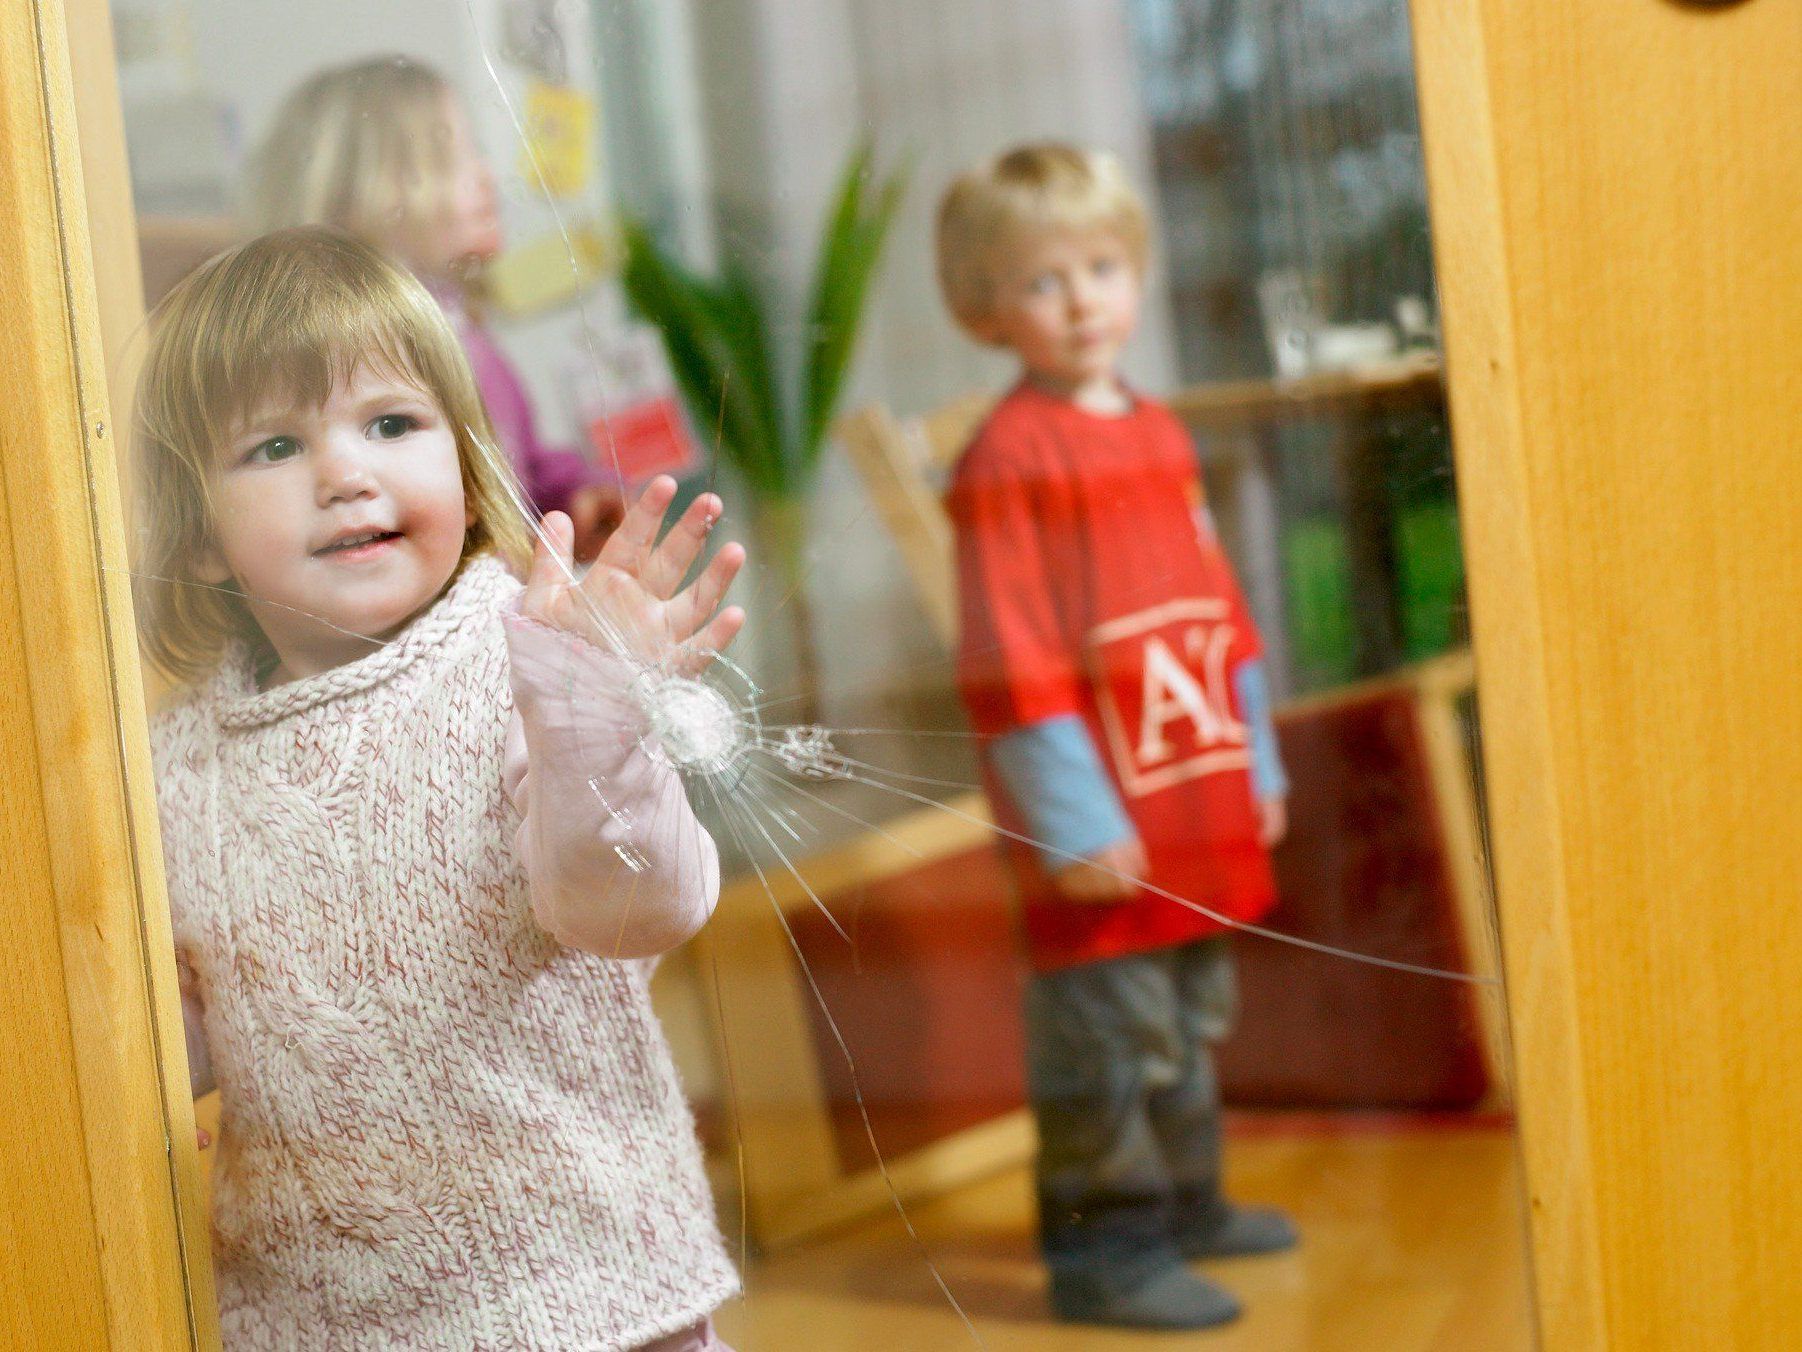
[1026,273,1059,296]
[1093,255,1121,277]
[369,413,418,441]
[244,435,302,465]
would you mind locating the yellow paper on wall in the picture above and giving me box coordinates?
[520,81,595,199]
[485,224,616,318]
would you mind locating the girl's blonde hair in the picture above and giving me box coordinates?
[246,55,459,259]
[936,143,1151,331]
[133,226,535,682]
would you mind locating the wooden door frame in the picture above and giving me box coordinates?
[0,0,217,1347]
[8,0,1802,1345]
[1412,0,1802,1345]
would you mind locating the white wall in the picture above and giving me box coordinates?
[185,0,471,148]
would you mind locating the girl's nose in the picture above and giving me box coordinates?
[315,435,378,504]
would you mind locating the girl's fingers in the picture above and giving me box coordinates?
[673,605,745,675]
[666,542,745,643]
[595,476,678,579]
[523,511,575,610]
[640,493,723,599]
[702,604,746,653]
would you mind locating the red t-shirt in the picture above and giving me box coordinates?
[949,383,1277,971]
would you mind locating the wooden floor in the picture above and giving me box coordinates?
[713,1119,1534,1351]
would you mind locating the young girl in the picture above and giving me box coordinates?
[137,226,743,1350]
[245,55,622,558]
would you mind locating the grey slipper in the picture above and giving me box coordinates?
[1178,1204,1300,1260]
[1050,1263,1243,1330]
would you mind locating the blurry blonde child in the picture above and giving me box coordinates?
[138,226,742,1350]
[940,144,1296,1332]
[246,55,620,556]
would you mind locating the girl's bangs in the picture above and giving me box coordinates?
[198,288,436,449]
[184,241,450,450]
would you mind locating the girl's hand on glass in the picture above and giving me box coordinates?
[522,476,746,674]
[1051,834,1148,904]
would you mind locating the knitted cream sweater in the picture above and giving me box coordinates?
[153,556,738,1349]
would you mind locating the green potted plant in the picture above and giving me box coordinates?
[621,142,905,720]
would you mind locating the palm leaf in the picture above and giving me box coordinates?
[705,261,787,488]
[799,143,908,468]
[619,221,786,496]
[622,143,904,499]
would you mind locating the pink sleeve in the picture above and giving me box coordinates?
[502,613,721,958]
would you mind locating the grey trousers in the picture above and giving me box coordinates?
[1023,937,1237,1282]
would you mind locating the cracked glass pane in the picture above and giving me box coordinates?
[105,0,1534,1344]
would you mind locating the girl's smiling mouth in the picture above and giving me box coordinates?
[314,528,403,559]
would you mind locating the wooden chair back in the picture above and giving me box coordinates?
[835,393,995,646]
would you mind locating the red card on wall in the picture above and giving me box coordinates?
[570,296,702,487]
[586,395,698,484]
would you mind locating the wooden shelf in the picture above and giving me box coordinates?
[1168,353,1444,434]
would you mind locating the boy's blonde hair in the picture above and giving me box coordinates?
[936,143,1151,331]
[133,227,535,682]
[246,56,459,259]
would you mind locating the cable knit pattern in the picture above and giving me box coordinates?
[153,556,738,1350]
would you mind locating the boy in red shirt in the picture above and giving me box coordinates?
[940,144,1297,1331]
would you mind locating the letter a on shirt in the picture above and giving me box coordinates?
[1138,633,1228,760]
[1093,600,1252,799]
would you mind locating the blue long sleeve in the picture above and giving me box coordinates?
[988,715,1134,871]
[1235,658,1289,802]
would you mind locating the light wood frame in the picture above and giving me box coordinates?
[8,0,1802,1344]
[1,0,217,1346]
[1411,0,1802,1344]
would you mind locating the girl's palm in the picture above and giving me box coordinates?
[521,476,745,673]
